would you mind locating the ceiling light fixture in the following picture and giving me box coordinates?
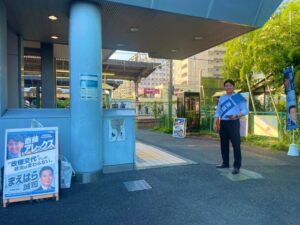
[130,27,139,32]
[48,15,58,21]
[103,72,115,76]
[51,36,59,40]
[194,36,203,40]
[116,43,125,47]
[171,49,178,53]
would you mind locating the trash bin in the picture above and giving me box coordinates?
[103,109,135,172]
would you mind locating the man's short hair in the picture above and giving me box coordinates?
[289,105,296,113]
[39,166,54,177]
[8,135,24,143]
[224,79,235,86]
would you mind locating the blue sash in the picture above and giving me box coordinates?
[220,99,235,118]
[220,93,245,118]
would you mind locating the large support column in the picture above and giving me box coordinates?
[41,43,56,108]
[7,30,22,108]
[0,0,7,115]
[69,2,102,183]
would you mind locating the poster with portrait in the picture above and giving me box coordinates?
[3,127,59,201]
[173,118,186,138]
[283,66,298,130]
[109,119,125,142]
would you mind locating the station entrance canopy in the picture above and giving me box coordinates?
[0,0,284,183]
[4,0,282,59]
[24,44,159,82]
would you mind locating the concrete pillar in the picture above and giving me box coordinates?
[69,2,102,183]
[7,30,23,108]
[0,0,7,115]
[41,43,56,108]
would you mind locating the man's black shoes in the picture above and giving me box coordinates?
[216,164,229,169]
[232,168,240,175]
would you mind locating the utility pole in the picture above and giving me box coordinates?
[264,74,281,128]
[168,59,173,129]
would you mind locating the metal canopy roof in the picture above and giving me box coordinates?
[103,59,159,81]
[3,0,283,59]
[23,45,159,81]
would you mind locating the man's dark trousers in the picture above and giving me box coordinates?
[220,119,241,168]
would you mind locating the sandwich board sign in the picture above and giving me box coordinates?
[3,127,59,207]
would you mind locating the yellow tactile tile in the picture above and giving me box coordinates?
[135,142,195,169]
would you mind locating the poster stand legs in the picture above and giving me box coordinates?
[3,193,59,208]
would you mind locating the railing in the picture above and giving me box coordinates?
[153,109,299,142]
[200,110,300,143]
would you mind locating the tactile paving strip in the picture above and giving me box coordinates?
[136,142,196,169]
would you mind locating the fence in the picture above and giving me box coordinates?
[154,110,300,143]
[199,110,300,143]
[132,101,299,144]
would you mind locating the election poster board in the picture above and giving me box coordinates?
[283,67,298,130]
[173,118,186,138]
[3,127,59,207]
[254,115,278,138]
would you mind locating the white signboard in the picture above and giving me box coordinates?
[254,115,278,137]
[240,92,249,137]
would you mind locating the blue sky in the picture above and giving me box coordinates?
[110,50,137,60]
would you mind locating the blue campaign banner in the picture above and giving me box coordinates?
[283,67,298,130]
[3,127,59,199]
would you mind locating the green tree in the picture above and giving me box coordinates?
[223,32,256,90]
[223,0,300,94]
[288,47,300,95]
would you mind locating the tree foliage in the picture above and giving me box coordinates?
[223,0,300,92]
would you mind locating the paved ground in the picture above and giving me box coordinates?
[1,129,300,225]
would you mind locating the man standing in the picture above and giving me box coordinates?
[213,80,248,174]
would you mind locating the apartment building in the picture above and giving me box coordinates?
[173,45,226,100]
[112,80,135,99]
